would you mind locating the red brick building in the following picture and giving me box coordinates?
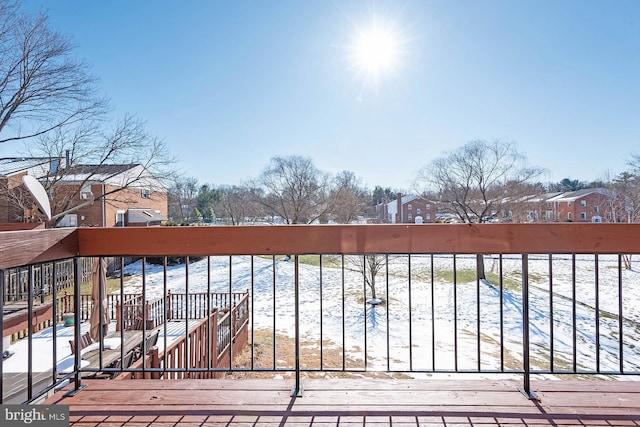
[379,194,438,224]
[545,188,617,222]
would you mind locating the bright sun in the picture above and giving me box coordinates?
[353,26,398,75]
[347,15,406,95]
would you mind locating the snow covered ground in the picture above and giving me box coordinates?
[120,253,640,378]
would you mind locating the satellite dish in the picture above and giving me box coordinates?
[22,175,52,220]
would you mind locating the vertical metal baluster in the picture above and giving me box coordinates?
[549,255,554,373]
[251,256,255,371]
[363,255,368,371]
[520,254,538,400]
[27,265,34,401]
[291,255,302,396]
[319,255,324,370]
[0,267,4,403]
[141,257,147,374]
[51,262,58,382]
[618,254,624,374]
[595,254,600,373]
[408,254,413,372]
[499,254,504,372]
[228,255,233,372]
[119,257,126,375]
[386,254,390,372]
[572,254,577,372]
[184,257,189,375]
[453,255,458,372]
[430,254,435,372]
[476,256,481,372]
[162,256,168,378]
[207,256,212,375]
[342,254,346,371]
[272,256,276,371]
[67,257,85,395]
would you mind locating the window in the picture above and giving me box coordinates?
[408,214,413,221]
[567,212,572,220]
[426,213,431,221]
[580,200,587,207]
[57,214,77,228]
[581,212,587,220]
[408,204,413,210]
[426,204,431,210]
[116,211,125,227]
[416,208,421,214]
[80,185,92,200]
[567,201,571,207]
[594,206,599,213]
[141,188,151,199]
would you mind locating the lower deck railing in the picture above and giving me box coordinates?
[1,224,640,404]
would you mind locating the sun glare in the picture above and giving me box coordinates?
[354,26,398,75]
[346,13,408,96]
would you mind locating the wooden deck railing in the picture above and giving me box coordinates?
[126,292,250,380]
[2,224,640,404]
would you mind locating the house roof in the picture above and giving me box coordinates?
[53,163,164,190]
[0,157,59,177]
[55,164,140,181]
[547,188,615,202]
[127,208,167,224]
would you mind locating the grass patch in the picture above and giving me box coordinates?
[226,329,409,379]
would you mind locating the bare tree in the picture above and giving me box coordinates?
[215,185,259,225]
[416,139,544,278]
[26,115,175,224]
[345,254,392,305]
[168,176,199,224]
[330,171,369,224]
[249,155,333,224]
[0,1,106,144]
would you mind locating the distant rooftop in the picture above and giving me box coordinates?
[0,157,57,177]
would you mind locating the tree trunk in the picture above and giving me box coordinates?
[476,254,486,280]
[369,271,377,300]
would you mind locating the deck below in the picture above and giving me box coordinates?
[43,378,640,426]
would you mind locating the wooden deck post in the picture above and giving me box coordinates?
[115,301,122,332]
[149,347,160,379]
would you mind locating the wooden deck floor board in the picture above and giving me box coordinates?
[43,378,640,426]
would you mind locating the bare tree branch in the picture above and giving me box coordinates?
[0,1,107,143]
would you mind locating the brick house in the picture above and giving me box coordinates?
[380,194,438,224]
[0,158,167,227]
[545,188,617,222]
[50,164,167,227]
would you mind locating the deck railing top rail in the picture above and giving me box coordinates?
[2,224,640,270]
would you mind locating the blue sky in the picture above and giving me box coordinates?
[8,0,640,191]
